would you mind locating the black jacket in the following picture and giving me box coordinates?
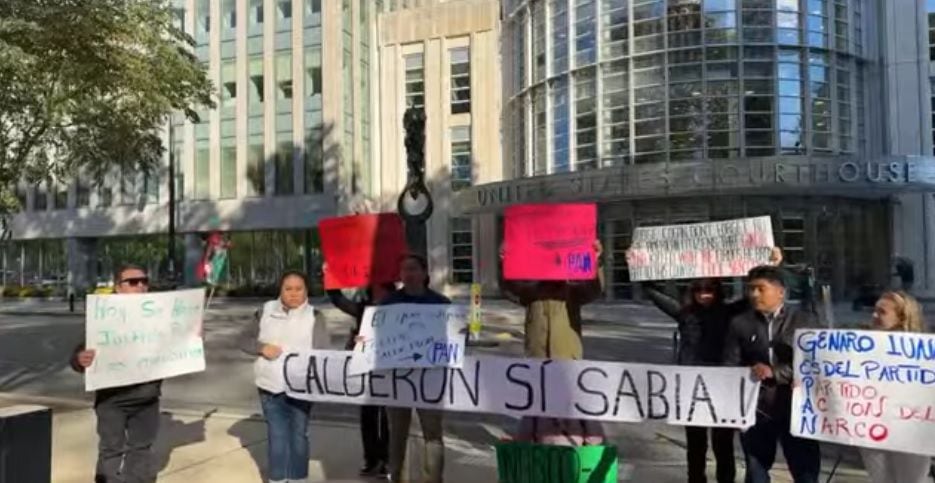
[327,289,369,350]
[723,305,819,411]
[643,284,748,366]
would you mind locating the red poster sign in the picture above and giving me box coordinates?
[503,203,597,280]
[320,213,408,289]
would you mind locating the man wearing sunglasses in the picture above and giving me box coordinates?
[71,264,161,483]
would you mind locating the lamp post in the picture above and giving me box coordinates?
[397,107,433,258]
[167,120,177,287]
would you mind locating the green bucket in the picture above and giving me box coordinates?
[495,442,618,483]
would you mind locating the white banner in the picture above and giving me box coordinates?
[792,329,935,456]
[85,289,206,391]
[350,304,467,375]
[285,350,760,429]
[627,216,774,281]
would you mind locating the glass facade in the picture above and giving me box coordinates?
[504,0,866,175]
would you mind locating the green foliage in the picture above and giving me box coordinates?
[0,0,214,217]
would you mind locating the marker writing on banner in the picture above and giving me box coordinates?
[884,333,935,361]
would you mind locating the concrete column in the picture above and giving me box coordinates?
[65,238,97,294]
[0,405,52,483]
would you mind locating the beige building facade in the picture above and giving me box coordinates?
[375,0,503,295]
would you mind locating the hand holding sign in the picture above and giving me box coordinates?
[320,214,408,290]
[503,203,598,280]
[350,304,468,375]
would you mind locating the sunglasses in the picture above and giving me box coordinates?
[120,277,149,287]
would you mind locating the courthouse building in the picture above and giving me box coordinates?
[456,0,935,300]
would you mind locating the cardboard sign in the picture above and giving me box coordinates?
[285,350,761,429]
[85,289,206,391]
[628,216,774,281]
[792,329,935,456]
[320,213,408,289]
[504,203,597,280]
[349,304,468,375]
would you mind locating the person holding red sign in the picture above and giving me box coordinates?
[324,269,395,478]
[859,290,932,483]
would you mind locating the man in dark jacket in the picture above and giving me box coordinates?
[723,265,821,483]
[71,264,161,483]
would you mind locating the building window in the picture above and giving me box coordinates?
[305,48,322,97]
[34,184,47,211]
[53,184,68,210]
[120,170,136,205]
[781,214,806,265]
[450,47,471,114]
[512,13,526,95]
[575,68,598,170]
[531,0,546,82]
[221,60,237,109]
[275,134,294,195]
[250,0,264,28]
[449,217,473,284]
[220,144,237,199]
[276,53,293,100]
[306,0,321,16]
[247,136,265,196]
[450,126,472,190]
[97,185,112,208]
[14,185,28,211]
[222,0,236,30]
[404,53,424,109]
[929,0,935,60]
[195,143,211,199]
[602,59,628,166]
[552,0,569,72]
[575,0,597,65]
[196,0,210,43]
[304,127,323,193]
[143,172,159,204]
[278,1,292,20]
[552,77,570,172]
[532,87,547,175]
[249,57,264,107]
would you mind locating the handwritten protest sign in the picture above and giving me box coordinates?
[627,216,774,281]
[285,350,761,429]
[320,213,408,289]
[504,203,597,280]
[349,304,468,375]
[792,329,935,456]
[85,289,206,391]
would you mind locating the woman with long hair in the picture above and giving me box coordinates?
[254,270,329,483]
[859,290,933,483]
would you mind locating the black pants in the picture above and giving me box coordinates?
[361,404,389,466]
[686,426,737,483]
[740,388,820,483]
[94,396,160,483]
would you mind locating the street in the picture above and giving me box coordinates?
[0,299,874,482]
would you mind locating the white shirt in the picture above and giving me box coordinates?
[254,299,328,394]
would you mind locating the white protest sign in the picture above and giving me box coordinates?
[285,350,761,429]
[85,288,206,391]
[350,304,468,375]
[627,216,774,281]
[792,329,935,456]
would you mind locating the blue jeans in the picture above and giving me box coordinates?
[259,390,312,481]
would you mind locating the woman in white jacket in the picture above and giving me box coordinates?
[860,290,933,483]
[255,270,328,483]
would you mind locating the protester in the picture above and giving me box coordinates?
[71,264,164,483]
[723,265,821,483]
[254,270,329,483]
[639,249,781,483]
[499,240,604,359]
[380,254,450,483]
[859,291,933,483]
[500,240,605,445]
[325,270,395,478]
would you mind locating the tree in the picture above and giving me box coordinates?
[0,0,214,221]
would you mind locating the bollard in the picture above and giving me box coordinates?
[0,405,52,483]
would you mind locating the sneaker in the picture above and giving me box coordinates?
[359,461,389,478]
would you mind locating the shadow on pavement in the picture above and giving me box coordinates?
[152,411,209,473]
[228,413,268,479]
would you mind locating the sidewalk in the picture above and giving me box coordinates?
[2,393,499,483]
